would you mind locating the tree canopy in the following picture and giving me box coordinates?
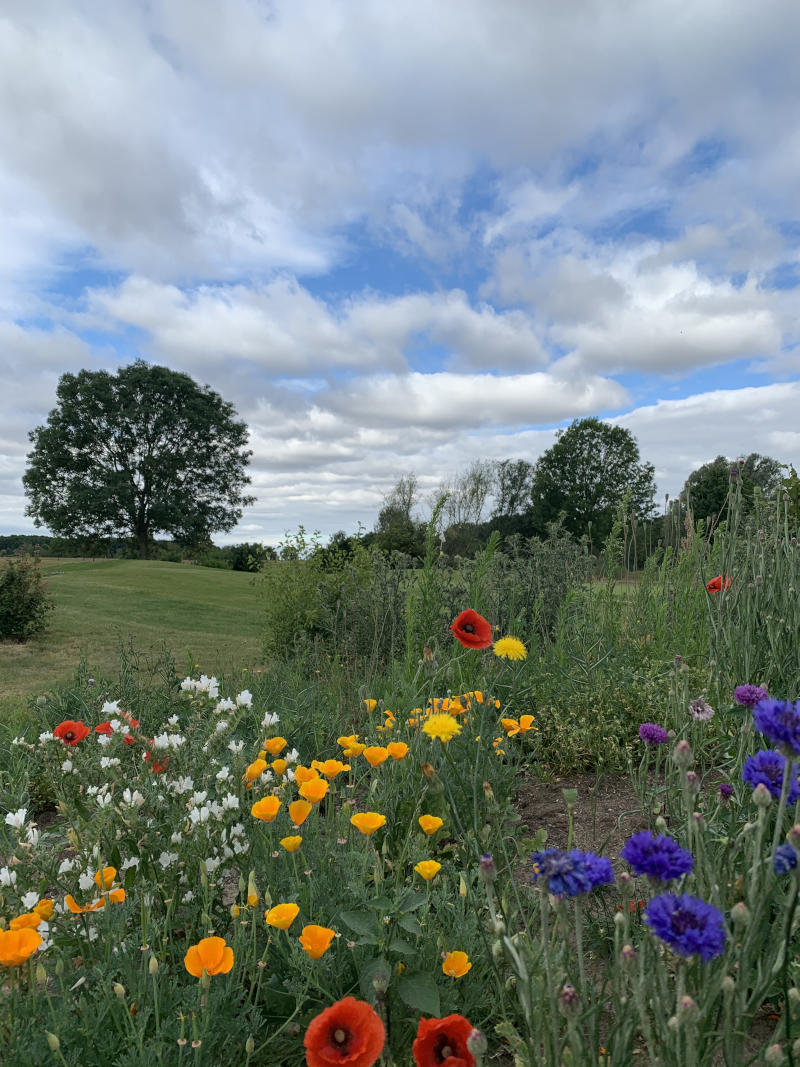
[529,417,656,544]
[23,360,254,558]
[682,453,784,528]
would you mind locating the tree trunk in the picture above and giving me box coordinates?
[136,524,149,559]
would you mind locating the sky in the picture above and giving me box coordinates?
[2,0,799,545]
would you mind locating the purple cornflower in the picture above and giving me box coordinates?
[530,849,614,897]
[734,684,769,709]
[639,723,669,745]
[620,831,694,882]
[644,893,727,962]
[753,699,800,756]
[718,783,734,802]
[742,750,800,804]
[773,843,798,876]
[689,698,715,722]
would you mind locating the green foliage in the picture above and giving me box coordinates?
[23,360,254,559]
[529,417,657,545]
[682,452,783,528]
[0,553,53,642]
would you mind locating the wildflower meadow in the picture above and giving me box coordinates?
[2,481,800,1065]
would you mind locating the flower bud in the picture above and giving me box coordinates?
[655,816,668,834]
[558,983,579,1017]
[722,976,736,997]
[614,911,626,928]
[478,854,496,882]
[753,783,773,808]
[730,902,751,929]
[113,982,126,999]
[247,871,258,908]
[789,987,800,1009]
[372,969,389,995]
[458,875,468,898]
[764,1044,784,1066]
[685,771,700,793]
[667,1015,680,1032]
[149,955,159,976]
[35,964,47,985]
[693,811,705,829]
[788,825,800,849]
[493,918,506,936]
[201,970,211,990]
[678,995,697,1021]
[46,1033,60,1052]
[466,1029,488,1057]
[492,940,504,961]
[55,958,64,977]
[245,1037,255,1055]
[673,740,693,768]
[620,944,637,968]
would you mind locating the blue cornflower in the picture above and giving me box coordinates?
[638,723,669,745]
[530,849,614,897]
[734,684,769,709]
[753,698,800,755]
[773,843,798,876]
[742,750,800,804]
[620,831,694,882]
[644,893,727,962]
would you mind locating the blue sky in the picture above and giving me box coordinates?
[1,0,799,543]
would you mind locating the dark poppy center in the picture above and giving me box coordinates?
[435,1035,458,1062]
[461,623,475,633]
[64,731,75,741]
[330,1026,352,1053]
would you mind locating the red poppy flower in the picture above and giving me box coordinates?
[303,996,385,1067]
[413,1014,475,1067]
[450,610,492,650]
[122,718,140,745]
[53,720,90,747]
[706,574,731,594]
[144,749,170,773]
[94,722,113,736]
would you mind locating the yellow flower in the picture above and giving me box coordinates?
[264,736,287,756]
[34,899,54,921]
[363,699,377,712]
[294,765,320,785]
[184,936,234,978]
[288,799,313,826]
[414,860,441,881]
[442,950,472,978]
[337,734,365,757]
[257,749,267,761]
[493,636,527,661]
[247,871,258,908]
[418,815,443,835]
[350,812,387,836]
[9,912,42,931]
[448,698,466,715]
[299,924,335,959]
[363,746,389,768]
[502,714,537,737]
[265,903,300,930]
[244,758,268,782]
[386,742,408,760]
[280,835,303,853]
[0,928,42,967]
[271,758,288,775]
[251,796,282,822]
[94,866,117,891]
[473,690,484,703]
[422,714,462,743]
[312,758,351,779]
[299,778,329,804]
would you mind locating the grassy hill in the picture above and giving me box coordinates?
[0,559,263,724]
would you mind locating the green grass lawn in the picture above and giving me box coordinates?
[0,559,264,724]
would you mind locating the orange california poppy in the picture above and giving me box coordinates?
[299,779,329,804]
[251,796,282,822]
[265,903,300,930]
[0,928,42,967]
[299,924,336,959]
[288,799,313,826]
[184,936,234,978]
[386,742,409,760]
[350,812,386,836]
[363,746,388,768]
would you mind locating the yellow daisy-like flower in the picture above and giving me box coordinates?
[280,835,303,853]
[493,636,527,661]
[414,860,441,881]
[418,815,443,835]
[350,812,387,836]
[442,950,472,978]
[422,714,462,743]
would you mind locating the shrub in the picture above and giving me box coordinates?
[0,553,53,642]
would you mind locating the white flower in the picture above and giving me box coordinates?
[109,718,123,733]
[4,807,27,829]
[21,891,39,909]
[261,711,280,728]
[228,740,244,754]
[169,776,194,796]
[214,698,236,714]
[11,736,23,746]
[286,769,295,782]
[58,858,76,875]
[182,890,195,903]
[122,788,144,808]
[100,701,121,717]
[236,690,253,708]
[38,731,54,744]
[233,839,248,855]
[189,805,210,825]
[26,826,39,846]
[167,714,179,726]
[215,720,229,734]
[158,851,179,869]
[191,791,208,806]
[0,867,16,887]
[230,822,245,838]
[152,732,170,750]
[96,734,111,747]
[167,734,185,749]
[207,681,220,700]
[180,677,197,693]
[221,793,240,811]
[61,759,74,773]
[170,831,183,845]
[100,757,121,769]
[215,766,231,782]
[86,786,100,796]
[79,872,95,892]
[120,856,140,871]
[285,748,300,764]
[204,856,221,873]
[96,794,113,808]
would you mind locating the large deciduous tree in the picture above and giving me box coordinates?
[530,417,656,544]
[682,453,783,528]
[23,360,255,559]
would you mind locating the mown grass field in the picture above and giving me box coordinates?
[0,559,264,725]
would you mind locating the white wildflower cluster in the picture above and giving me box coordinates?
[214,697,236,715]
[180,675,220,699]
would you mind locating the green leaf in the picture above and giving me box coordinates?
[397,913,423,937]
[340,910,381,938]
[388,936,415,955]
[365,896,393,913]
[396,973,441,1016]
[398,890,427,913]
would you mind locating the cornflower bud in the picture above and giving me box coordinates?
[620,944,637,968]
[149,955,159,976]
[731,902,750,929]
[46,1033,60,1052]
[788,825,800,849]
[753,783,773,808]
[764,1044,784,1065]
[558,983,579,1017]
[678,995,698,1021]
[372,970,389,995]
[685,771,700,793]
[245,1037,255,1055]
[673,740,693,768]
[467,1029,488,1057]
[667,1016,680,1033]
[478,854,497,882]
